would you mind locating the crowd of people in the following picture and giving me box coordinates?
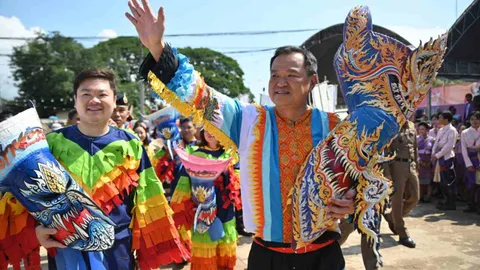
[326,95,479,270]
[65,91,256,269]
[3,80,476,270]
[0,1,457,270]
[0,63,352,270]
[377,94,480,253]
[0,39,472,270]
[411,93,480,215]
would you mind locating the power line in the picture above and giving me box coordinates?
[0,28,318,41]
[0,46,278,59]
[164,28,318,37]
[223,48,277,55]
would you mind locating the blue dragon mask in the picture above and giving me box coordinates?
[291,5,446,264]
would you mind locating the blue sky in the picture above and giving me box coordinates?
[0,0,473,102]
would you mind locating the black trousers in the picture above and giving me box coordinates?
[440,158,456,206]
[247,240,345,270]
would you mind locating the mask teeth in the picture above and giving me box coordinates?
[73,222,89,241]
[63,233,79,246]
[81,218,89,230]
[52,214,68,230]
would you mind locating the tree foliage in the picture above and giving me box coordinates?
[179,47,253,100]
[7,33,253,117]
[9,32,91,116]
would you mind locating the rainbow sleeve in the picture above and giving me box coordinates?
[47,129,190,269]
[131,149,190,268]
[0,192,40,270]
[146,49,245,163]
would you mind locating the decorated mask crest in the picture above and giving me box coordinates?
[291,5,446,265]
[143,106,180,159]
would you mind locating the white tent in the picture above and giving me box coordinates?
[310,81,338,113]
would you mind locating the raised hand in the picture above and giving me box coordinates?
[125,0,165,61]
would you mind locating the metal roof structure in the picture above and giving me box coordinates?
[437,0,480,80]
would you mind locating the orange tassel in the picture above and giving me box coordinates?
[0,194,40,270]
[91,166,139,214]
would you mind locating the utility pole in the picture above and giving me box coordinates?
[427,88,432,119]
[139,40,145,120]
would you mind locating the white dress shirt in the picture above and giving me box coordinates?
[461,126,480,168]
[429,128,439,139]
[432,123,458,160]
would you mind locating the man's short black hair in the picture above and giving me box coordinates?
[73,68,117,96]
[466,93,473,99]
[270,46,318,77]
[471,111,480,120]
[180,117,192,126]
[67,109,78,121]
[440,111,453,122]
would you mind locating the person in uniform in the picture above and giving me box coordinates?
[111,93,133,130]
[385,121,419,248]
[417,122,435,203]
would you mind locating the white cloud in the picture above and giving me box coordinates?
[386,25,447,46]
[97,29,118,41]
[0,16,44,101]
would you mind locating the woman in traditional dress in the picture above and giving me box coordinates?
[417,122,435,202]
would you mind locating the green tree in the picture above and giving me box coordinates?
[10,32,94,117]
[9,34,253,117]
[88,37,148,117]
[178,47,253,101]
[88,37,148,83]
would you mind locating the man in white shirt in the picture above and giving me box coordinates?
[432,111,459,210]
[460,111,480,214]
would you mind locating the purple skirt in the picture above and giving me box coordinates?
[418,153,433,179]
[466,149,479,189]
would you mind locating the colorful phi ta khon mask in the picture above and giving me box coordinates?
[291,5,446,264]
[143,106,180,159]
[175,146,232,241]
[0,108,115,251]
